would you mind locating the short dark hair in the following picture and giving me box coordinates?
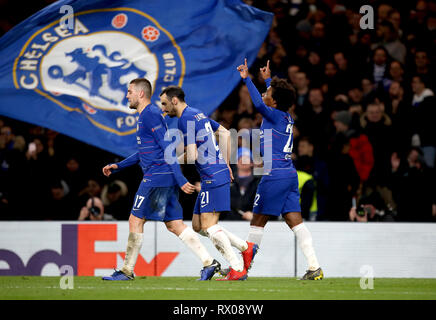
[299,136,313,145]
[107,182,121,194]
[373,46,389,58]
[412,74,427,86]
[129,78,152,99]
[270,76,296,112]
[160,86,185,102]
[379,20,396,33]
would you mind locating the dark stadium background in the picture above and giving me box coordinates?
[0,0,435,222]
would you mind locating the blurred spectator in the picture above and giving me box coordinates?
[326,132,360,221]
[321,61,348,100]
[350,30,373,70]
[216,106,236,129]
[294,137,329,221]
[287,65,300,86]
[349,190,396,222]
[334,51,354,82]
[309,22,328,56]
[226,148,260,221]
[270,44,288,76]
[25,136,52,218]
[347,84,364,109]
[46,180,78,221]
[293,71,310,114]
[333,110,374,186]
[101,180,130,220]
[409,75,436,168]
[299,88,332,157]
[388,61,406,86]
[361,102,393,187]
[361,77,378,107]
[387,8,403,39]
[296,169,317,221]
[366,46,391,90]
[411,49,435,92]
[78,196,114,221]
[61,156,88,199]
[305,50,324,88]
[377,3,393,23]
[0,125,27,219]
[78,177,104,207]
[387,81,413,155]
[0,126,15,150]
[373,20,407,64]
[391,147,435,222]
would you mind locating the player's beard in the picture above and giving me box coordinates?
[166,110,176,118]
[129,100,138,110]
[165,104,177,117]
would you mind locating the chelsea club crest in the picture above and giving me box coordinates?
[13,8,185,136]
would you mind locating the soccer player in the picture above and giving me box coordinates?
[101,78,221,281]
[159,86,258,281]
[237,59,323,280]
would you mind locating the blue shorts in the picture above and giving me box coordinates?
[130,183,183,222]
[193,183,230,214]
[253,173,301,216]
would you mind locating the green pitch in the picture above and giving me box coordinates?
[1,276,436,300]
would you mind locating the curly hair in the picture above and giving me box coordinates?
[270,76,296,112]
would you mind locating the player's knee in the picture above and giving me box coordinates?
[250,213,269,227]
[129,214,145,232]
[166,224,177,234]
[284,212,303,229]
[165,220,185,235]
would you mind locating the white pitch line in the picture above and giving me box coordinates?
[2,286,434,296]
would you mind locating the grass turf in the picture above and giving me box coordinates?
[1,276,436,300]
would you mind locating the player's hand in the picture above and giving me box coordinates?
[259,60,271,80]
[102,164,118,177]
[242,211,253,221]
[194,182,201,193]
[237,58,249,79]
[181,182,196,194]
[228,165,234,181]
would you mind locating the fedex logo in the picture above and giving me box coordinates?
[0,224,178,276]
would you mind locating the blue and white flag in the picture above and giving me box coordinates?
[0,0,272,156]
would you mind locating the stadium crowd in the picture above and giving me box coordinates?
[1,0,435,222]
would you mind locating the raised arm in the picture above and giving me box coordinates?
[237,58,275,122]
[260,59,272,89]
[102,152,139,176]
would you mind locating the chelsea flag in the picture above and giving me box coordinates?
[0,0,272,156]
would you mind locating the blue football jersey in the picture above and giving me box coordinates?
[178,106,230,187]
[115,104,187,187]
[244,77,296,180]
